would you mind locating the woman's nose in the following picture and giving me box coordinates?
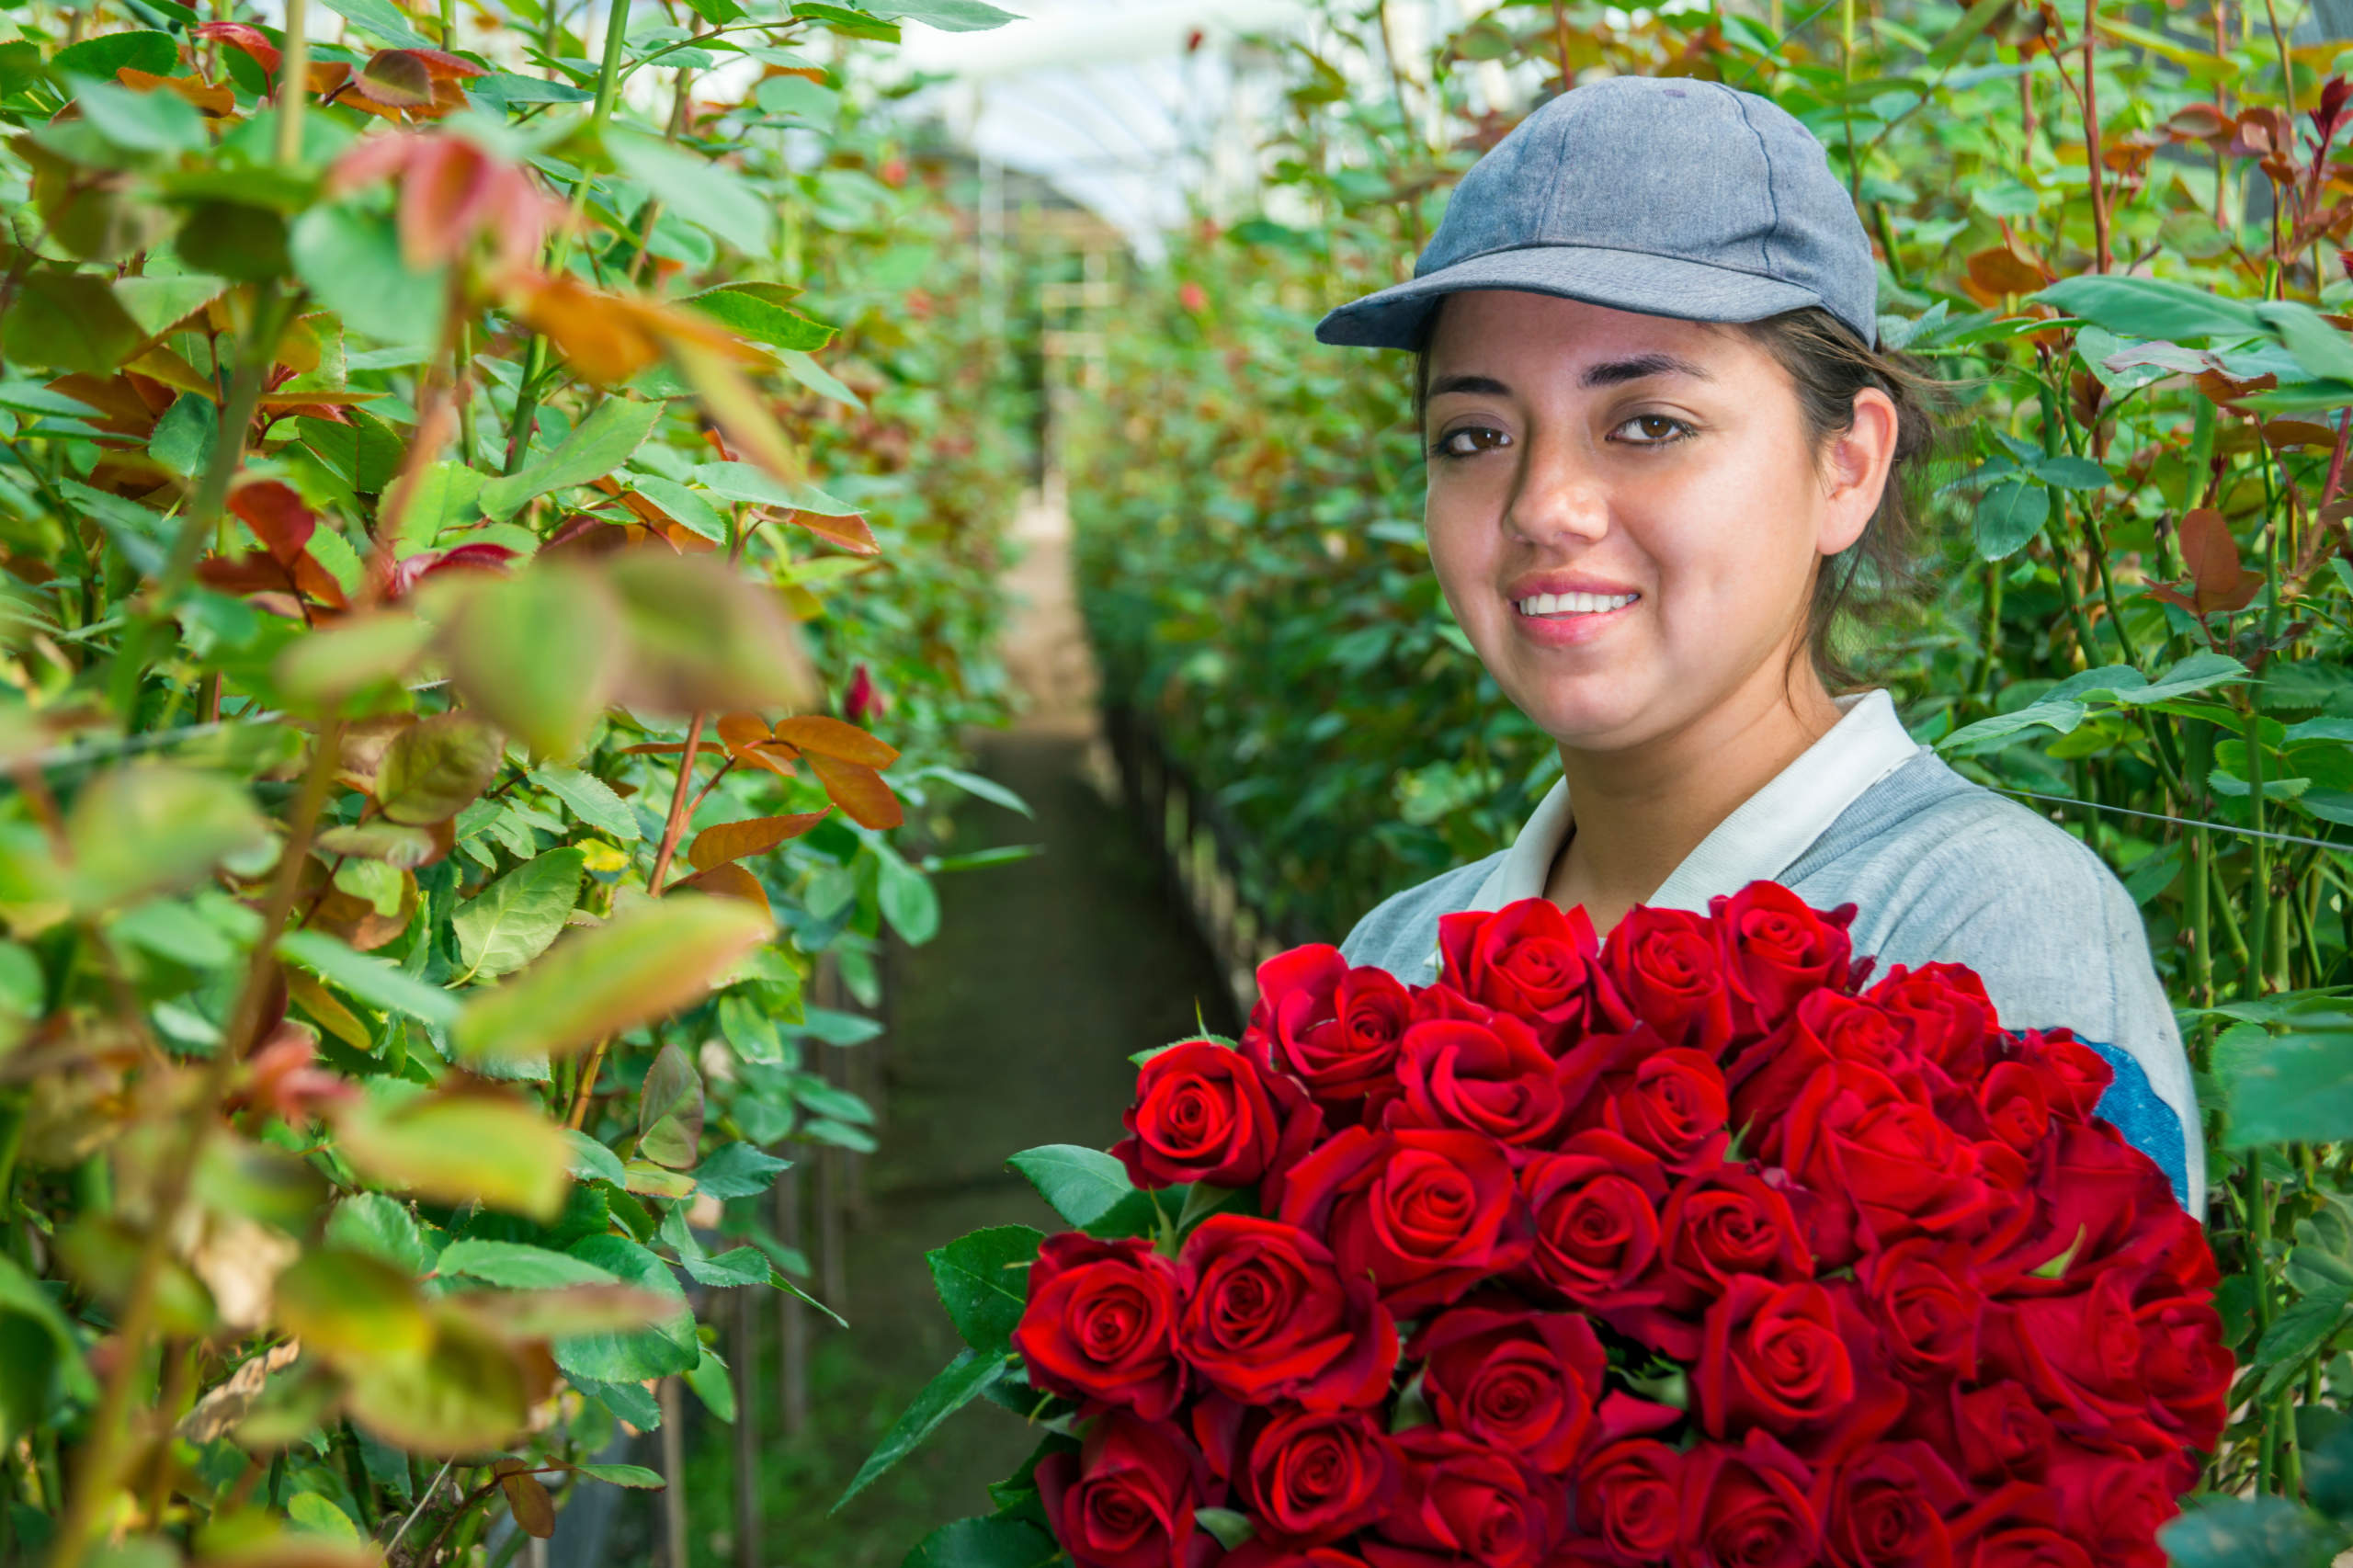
[1504,434,1609,549]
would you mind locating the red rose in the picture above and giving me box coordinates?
[1245,949,1415,1118]
[1380,1013,1574,1153]
[2047,1450,2176,1568]
[1856,1237,1984,1383]
[1367,1427,1561,1568]
[1657,1165,1814,1317]
[1949,1380,2057,1485]
[1569,1438,1681,1565]
[1697,1277,1854,1439]
[1710,881,1857,1035]
[1992,1273,2170,1456]
[1783,1062,1993,1260]
[1867,962,1997,1081]
[2135,1293,2229,1451]
[1698,1278,1901,1464]
[1412,1301,1608,1473]
[1573,1028,1730,1174]
[1813,1441,1967,1568]
[1176,1214,1397,1409]
[1977,1062,2051,1156]
[1595,903,1731,1054]
[1233,1406,1401,1545]
[1436,897,1610,1049]
[1037,1414,1222,1568]
[1966,1528,2093,1568]
[1728,992,1927,1154]
[1013,1233,1186,1419]
[1995,1120,2177,1289]
[2009,1028,2111,1120]
[1679,1433,1821,1568]
[1276,1126,1531,1317]
[1518,1131,1667,1315]
[1114,1039,1323,1189]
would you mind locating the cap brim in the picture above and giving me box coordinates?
[1313,245,1837,349]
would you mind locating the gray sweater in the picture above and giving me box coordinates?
[1336,710,2203,1216]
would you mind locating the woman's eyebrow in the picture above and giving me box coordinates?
[1581,353,1711,387]
[1427,372,1512,398]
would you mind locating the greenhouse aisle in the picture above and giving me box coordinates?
[702,493,1241,1568]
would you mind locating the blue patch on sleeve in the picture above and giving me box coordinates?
[2081,1040,2189,1209]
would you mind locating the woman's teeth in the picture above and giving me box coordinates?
[1514,591,1639,617]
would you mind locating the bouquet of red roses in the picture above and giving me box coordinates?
[849,881,2228,1568]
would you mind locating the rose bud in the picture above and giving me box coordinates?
[1037,1413,1222,1568]
[1411,1301,1608,1474]
[1572,1028,1730,1175]
[1679,1432,1821,1568]
[2047,1451,2177,1568]
[1596,903,1731,1052]
[1436,896,1613,1050]
[1012,1233,1185,1420]
[1813,1441,1968,1568]
[1697,1278,1902,1465]
[1866,961,1996,1081]
[1176,1214,1398,1410]
[1367,1427,1562,1568]
[1276,1125,1531,1318]
[1656,1164,1814,1317]
[1113,1038,1323,1190]
[1855,1237,1984,1384]
[1570,1438,1682,1565]
[1949,1380,2057,1485]
[1710,881,1856,1037]
[1244,950,1415,1120]
[1782,1061,1992,1261]
[1380,1013,1573,1153]
[1518,1130,1668,1318]
[1232,1407,1401,1545]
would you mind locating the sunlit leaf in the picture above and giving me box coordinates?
[454,848,585,981]
[452,894,771,1064]
[687,811,828,871]
[377,711,503,825]
[333,1083,572,1220]
[432,562,623,760]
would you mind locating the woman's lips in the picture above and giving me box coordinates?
[1509,590,1639,647]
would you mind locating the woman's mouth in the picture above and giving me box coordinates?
[1513,591,1639,618]
[1508,589,1639,647]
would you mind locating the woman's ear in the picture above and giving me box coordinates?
[1818,386,1901,556]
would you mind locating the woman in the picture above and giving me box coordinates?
[1314,75,2200,1214]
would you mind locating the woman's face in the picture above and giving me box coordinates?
[1420,290,1894,750]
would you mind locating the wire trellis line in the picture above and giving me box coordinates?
[1990,785,2353,854]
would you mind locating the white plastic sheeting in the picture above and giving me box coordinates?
[891,0,1318,261]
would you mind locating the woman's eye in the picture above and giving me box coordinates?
[1432,426,1510,459]
[1611,414,1693,445]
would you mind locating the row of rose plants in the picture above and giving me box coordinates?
[0,0,1029,1563]
[1071,0,2353,1558]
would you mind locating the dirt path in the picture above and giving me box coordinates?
[679,492,1239,1568]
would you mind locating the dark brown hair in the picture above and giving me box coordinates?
[1411,301,1944,696]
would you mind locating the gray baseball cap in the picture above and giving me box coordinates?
[1315,76,1879,351]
